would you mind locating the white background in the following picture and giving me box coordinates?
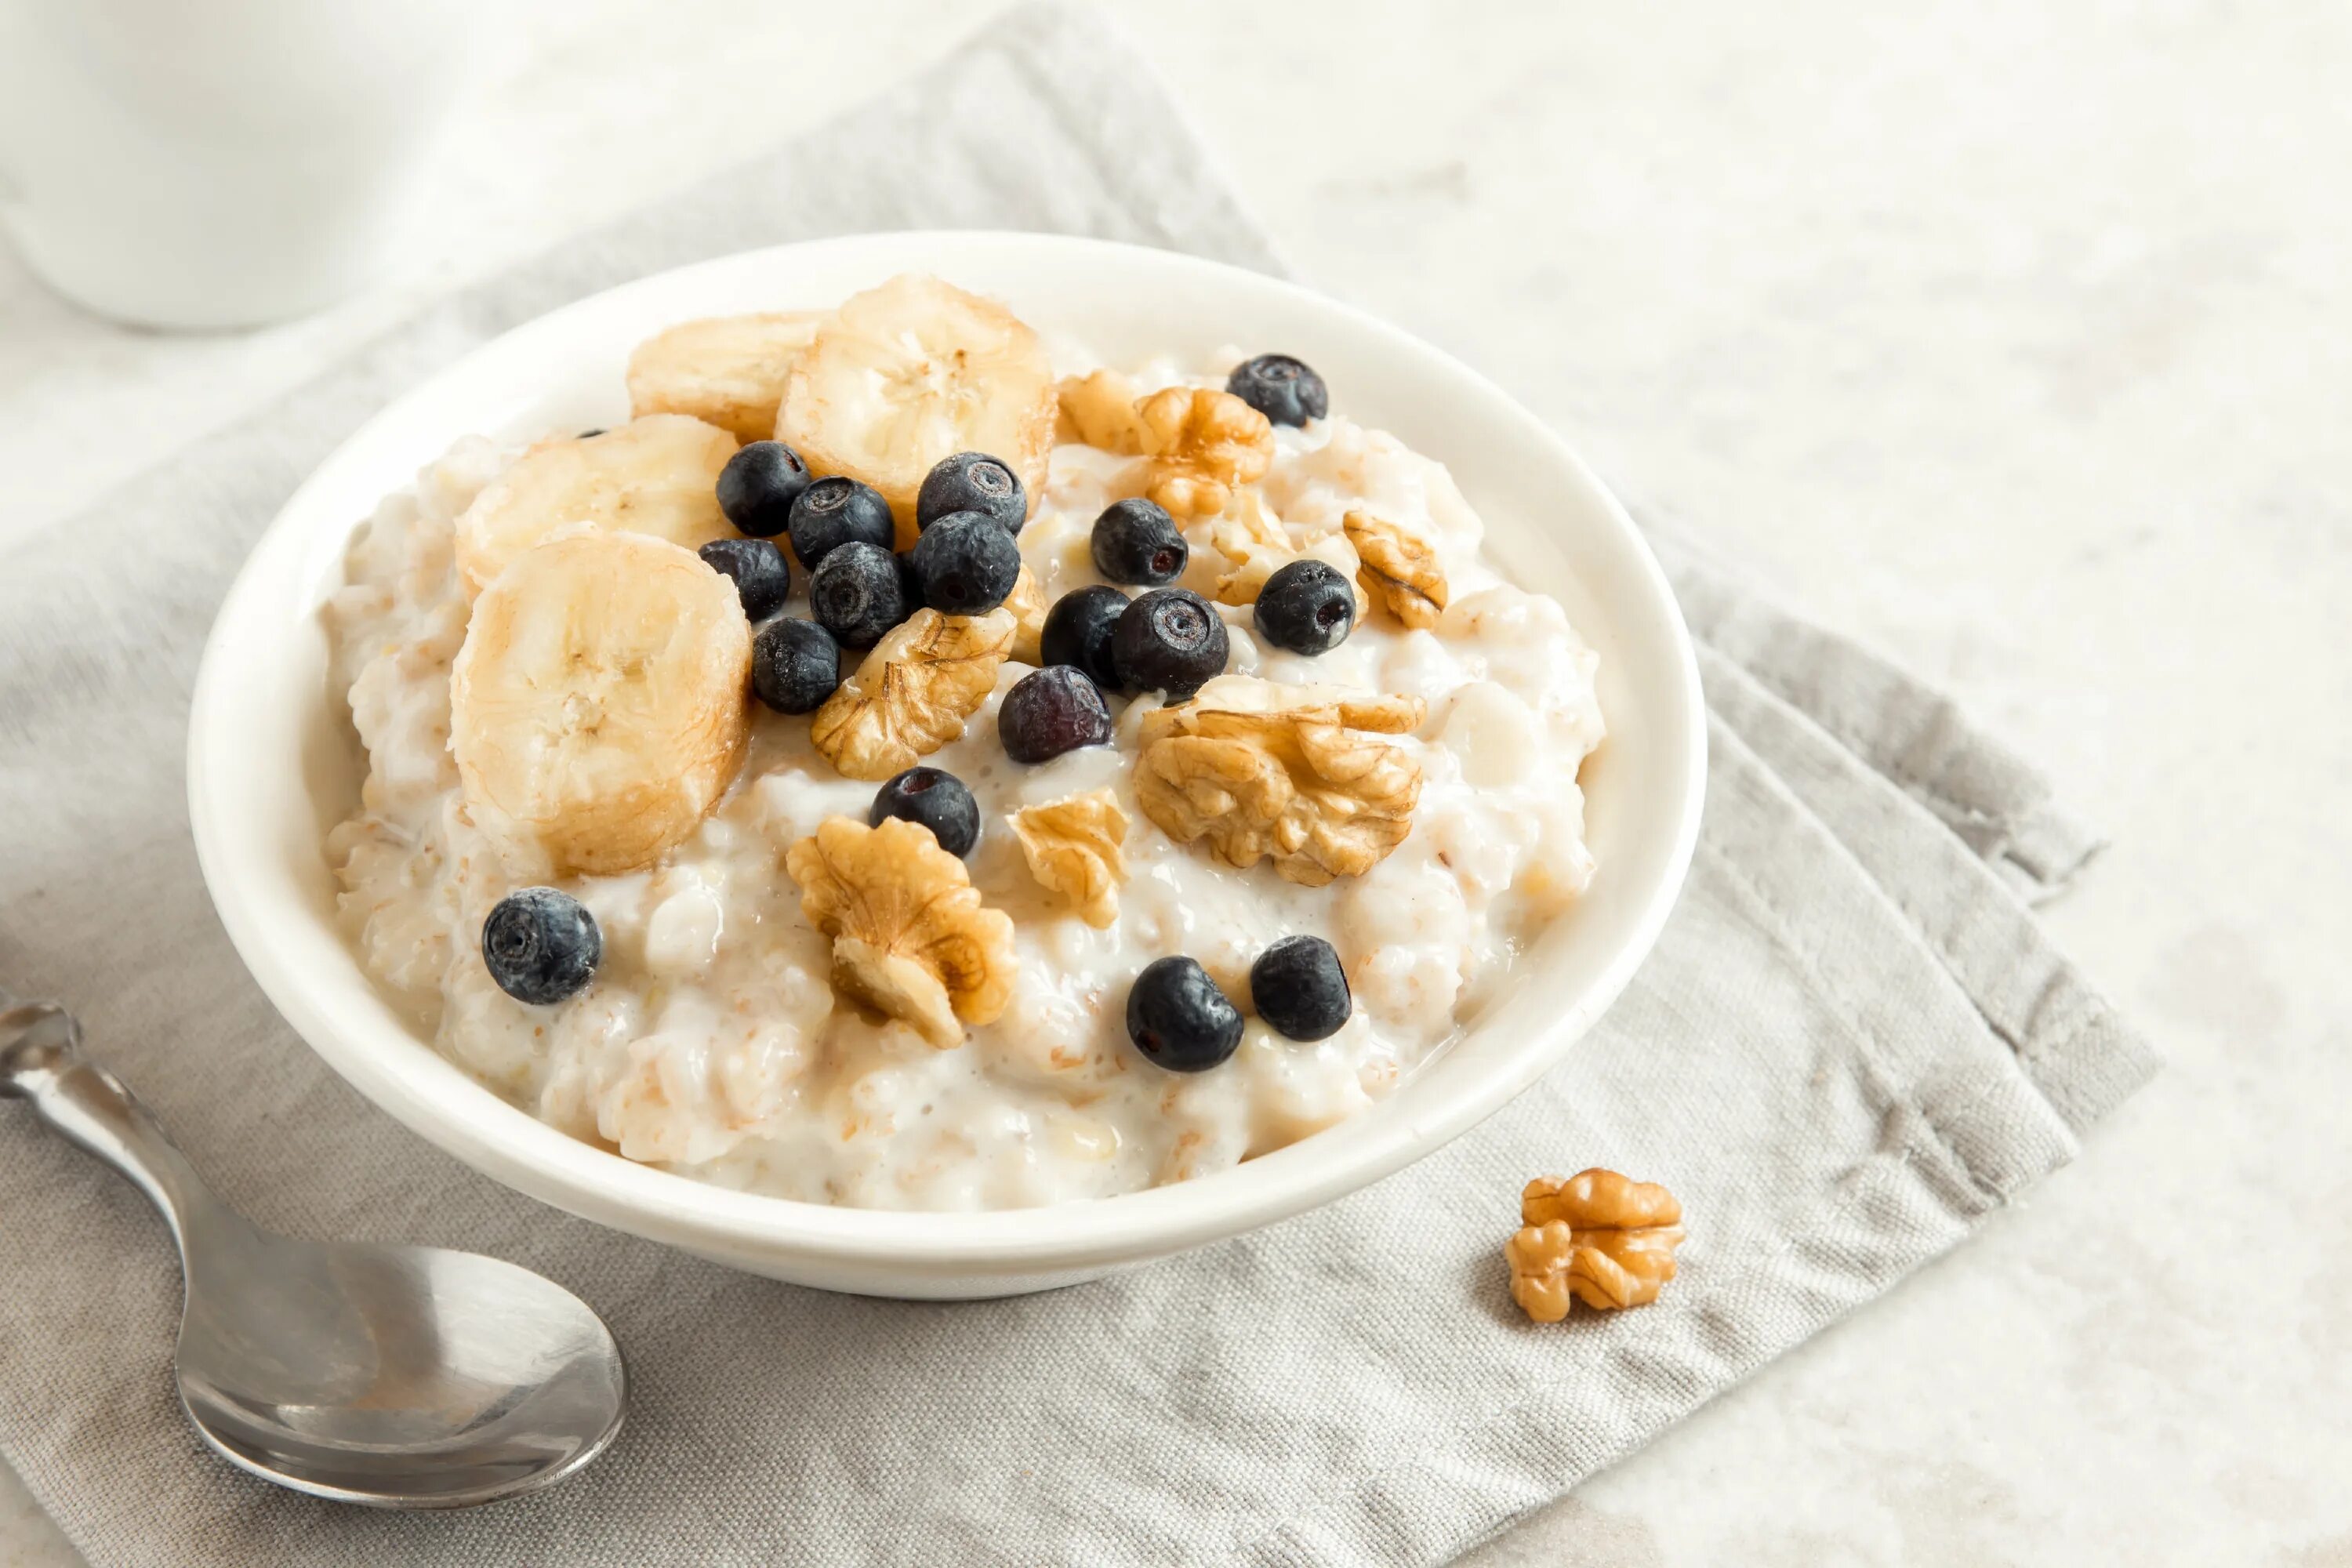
[2,2,2347,1562]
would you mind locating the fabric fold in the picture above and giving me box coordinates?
[1650,526,2109,898]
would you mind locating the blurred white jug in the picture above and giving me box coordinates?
[0,0,485,328]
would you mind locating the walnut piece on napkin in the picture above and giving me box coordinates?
[1505,1169,1686,1322]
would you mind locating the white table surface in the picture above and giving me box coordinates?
[4,2,2347,1563]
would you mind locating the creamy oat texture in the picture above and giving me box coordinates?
[325,351,1604,1210]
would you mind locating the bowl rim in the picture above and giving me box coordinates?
[187,230,1706,1275]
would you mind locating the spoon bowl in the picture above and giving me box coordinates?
[0,994,626,1508]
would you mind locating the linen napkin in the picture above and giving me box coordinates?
[0,6,2156,1565]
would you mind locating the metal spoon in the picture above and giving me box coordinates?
[0,992,626,1508]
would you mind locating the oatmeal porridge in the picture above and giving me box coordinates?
[325,273,1604,1211]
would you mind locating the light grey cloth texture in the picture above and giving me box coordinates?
[0,6,2155,1565]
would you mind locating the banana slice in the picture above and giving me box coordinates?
[626,311,822,441]
[451,529,752,878]
[776,274,1054,543]
[454,415,739,596]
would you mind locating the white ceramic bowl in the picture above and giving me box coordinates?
[187,231,1705,1299]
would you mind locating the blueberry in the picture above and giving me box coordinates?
[481,887,601,1006]
[1225,354,1329,428]
[751,616,840,714]
[916,451,1026,535]
[808,540,911,648]
[1112,587,1228,697]
[787,475,896,569]
[1248,935,1352,1041]
[1040,585,1129,692]
[998,666,1114,764]
[1252,558,1356,656]
[1090,498,1188,586]
[909,511,1022,615]
[698,537,793,620]
[716,440,812,539]
[1125,956,1243,1072]
[869,766,981,858]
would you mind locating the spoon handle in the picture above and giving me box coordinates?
[1,1000,220,1245]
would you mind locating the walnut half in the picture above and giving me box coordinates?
[1139,387,1273,521]
[1006,565,1047,666]
[1009,788,1129,927]
[1344,510,1448,629]
[810,608,1015,781]
[1505,1169,1686,1322]
[784,815,1015,1048]
[1134,677,1425,886]
[1056,369,1148,454]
